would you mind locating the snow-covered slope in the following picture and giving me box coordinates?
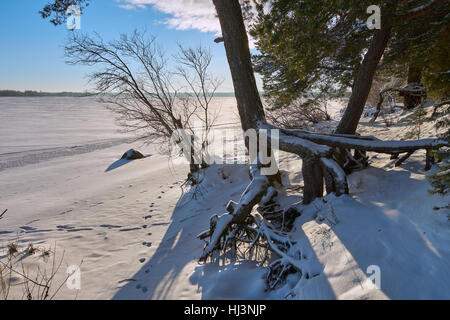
[0,98,448,299]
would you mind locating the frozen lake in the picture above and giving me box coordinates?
[0,97,123,154]
[0,96,239,170]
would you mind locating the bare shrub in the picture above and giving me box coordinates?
[0,241,80,300]
[265,96,330,129]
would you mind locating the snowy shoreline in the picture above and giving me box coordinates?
[0,97,449,299]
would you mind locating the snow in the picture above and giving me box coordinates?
[0,97,449,300]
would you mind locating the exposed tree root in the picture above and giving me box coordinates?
[199,165,270,261]
[199,122,448,290]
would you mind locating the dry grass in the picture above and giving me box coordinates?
[0,239,79,300]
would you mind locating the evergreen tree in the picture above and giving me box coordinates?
[249,0,448,132]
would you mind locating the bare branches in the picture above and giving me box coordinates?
[265,96,331,129]
[66,31,222,169]
[174,45,224,165]
[66,31,178,142]
[0,242,78,300]
[0,209,6,220]
[394,0,447,27]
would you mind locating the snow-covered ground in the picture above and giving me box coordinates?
[0,97,449,299]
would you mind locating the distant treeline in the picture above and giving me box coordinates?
[0,90,96,97]
[0,90,237,98]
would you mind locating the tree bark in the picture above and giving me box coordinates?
[212,0,266,132]
[302,157,323,204]
[335,27,392,134]
[213,0,281,184]
[403,64,423,109]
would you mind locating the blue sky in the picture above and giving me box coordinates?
[0,0,257,92]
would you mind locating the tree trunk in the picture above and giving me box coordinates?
[212,0,266,132]
[335,27,392,134]
[213,0,281,183]
[302,157,323,204]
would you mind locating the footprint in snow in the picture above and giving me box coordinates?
[119,227,141,232]
[59,209,73,215]
[99,224,122,229]
[66,228,94,232]
[20,226,36,231]
[118,278,136,284]
[136,284,148,293]
[57,225,76,230]
[89,202,103,207]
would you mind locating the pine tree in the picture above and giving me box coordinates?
[249,0,448,133]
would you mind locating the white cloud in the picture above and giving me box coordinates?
[118,3,147,10]
[118,0,221,34]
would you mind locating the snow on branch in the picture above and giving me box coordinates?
[280,128,448,154]
[320,158,349,196]
[261,123,332,158]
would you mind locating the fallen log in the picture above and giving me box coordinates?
[279,128,447,154]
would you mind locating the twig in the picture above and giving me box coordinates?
[0,260,50,292]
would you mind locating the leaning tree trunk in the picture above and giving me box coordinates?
[335,27,392,134]
[335,0,445,135]
[213,0,281,183]
[212,0,265,133]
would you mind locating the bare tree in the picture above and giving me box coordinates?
[175,45,223,170]
[265,96,330,129]
[65,30,222,177]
